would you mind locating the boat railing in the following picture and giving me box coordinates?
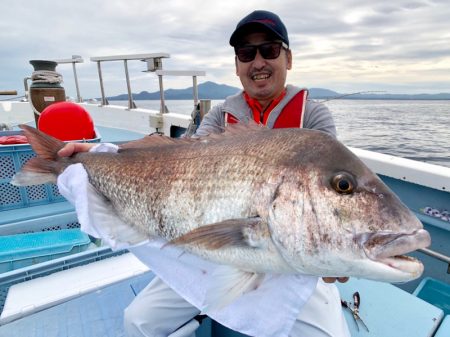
[0,91,17,96]
[350,147,450,192]
[89,53,206,115]
[90,53,170,109]
[0,90,20,107]
[17,52,209,126]
[419,248,450,274]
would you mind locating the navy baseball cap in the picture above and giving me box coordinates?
[229,10,289,47]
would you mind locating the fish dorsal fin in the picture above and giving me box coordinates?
[119,133,193,150]
[207,120,267,140]
[119,121,267,151]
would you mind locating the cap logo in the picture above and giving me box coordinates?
[251,19,276,26]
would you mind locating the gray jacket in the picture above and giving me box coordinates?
[195,84,336,137]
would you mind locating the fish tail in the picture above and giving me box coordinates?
[11,124,67,186]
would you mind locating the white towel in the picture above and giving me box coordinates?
[56,143,318,337]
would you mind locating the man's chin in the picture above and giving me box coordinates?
[247,84,274,97]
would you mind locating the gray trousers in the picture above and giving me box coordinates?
[124,277,350,337]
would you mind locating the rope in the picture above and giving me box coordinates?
[31,70,63,84]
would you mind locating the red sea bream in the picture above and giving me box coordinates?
[12,124,431,286]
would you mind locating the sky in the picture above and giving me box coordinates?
[1,0,449,99]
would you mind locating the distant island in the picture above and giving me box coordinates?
[105,81,450,101]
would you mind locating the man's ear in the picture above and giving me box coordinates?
[235,56,239,75]
[286,49,292,70]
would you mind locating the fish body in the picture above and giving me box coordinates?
[13,124,430,284]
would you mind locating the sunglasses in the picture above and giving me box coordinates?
[235,41,288,63]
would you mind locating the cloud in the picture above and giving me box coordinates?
[1,0,449,98]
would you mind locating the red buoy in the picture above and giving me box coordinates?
[38,102,95,141]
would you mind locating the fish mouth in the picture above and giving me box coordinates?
[358,229,431,275]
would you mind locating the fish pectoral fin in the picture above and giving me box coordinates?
[204,266,265,312]
[169,217,269,250]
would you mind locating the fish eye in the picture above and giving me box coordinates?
[330,172,356,194]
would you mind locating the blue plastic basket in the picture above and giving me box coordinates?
[0,129,100,211]
[0,229,91,273]
[414,277,450,315]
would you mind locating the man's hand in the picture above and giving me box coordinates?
[58,143,96,157]
[322,277,349,283]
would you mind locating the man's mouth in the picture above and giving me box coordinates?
[251,73,271,81]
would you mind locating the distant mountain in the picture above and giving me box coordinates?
[106,82,450,100]
[108,81,240,100]
[308,88,340,99]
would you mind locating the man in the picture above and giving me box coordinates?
[59,10,350,337]
[194,10,335,138]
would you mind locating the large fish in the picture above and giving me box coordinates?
[12,124,430,286]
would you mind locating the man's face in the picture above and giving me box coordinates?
[235,32,292,104]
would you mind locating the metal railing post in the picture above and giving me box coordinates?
[158,74,166,114]
[96,61,108,106]
[124,59,137,109]
[192,76,198,107]
[418,248,450,274]
[72,61,81,102]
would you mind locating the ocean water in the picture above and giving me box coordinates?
[326,99,450,168]
[113,99,450,168]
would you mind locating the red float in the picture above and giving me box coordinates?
[38,102,95,141]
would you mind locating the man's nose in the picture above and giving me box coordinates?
[252,49,267,67]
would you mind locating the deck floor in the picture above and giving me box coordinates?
[337,278,444,336]
[0,273,152,337]
[0,274,445,337]
[0,272,218,337]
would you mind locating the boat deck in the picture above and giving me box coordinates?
[339,278,445,336]
[0,273,154,337]
[0,273,447,337]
